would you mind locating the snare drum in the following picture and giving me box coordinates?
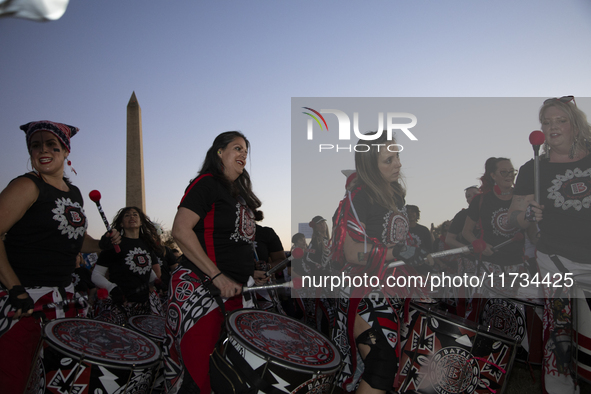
[26,318,161,394]
[216,309,341,393]
[478,284,544,364]
[397,303,517,394]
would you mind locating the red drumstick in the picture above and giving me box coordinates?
[89,190,120,253]
[529,130,545,203]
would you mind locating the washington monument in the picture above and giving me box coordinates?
[126,91,146,211]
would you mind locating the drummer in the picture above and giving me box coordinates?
[0,121,120,393]
[509,96,591,394]
[163,131,266,393]
[331,131,430,394]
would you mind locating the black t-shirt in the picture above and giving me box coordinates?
[409,224,433,252]
[97,237,158,302]
[449,208,482,245]
[514,155,591,263]
[179,174,256,283]
[255,225,284,264]
[352,188,409,245]
[466,192,523,266]
[4,173,88,287]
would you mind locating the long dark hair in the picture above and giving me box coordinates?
[347,131,406,211]
[479,157,510,193]
[194,131,263,220]
[112,206,164,256]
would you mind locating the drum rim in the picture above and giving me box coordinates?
[44,318,162,367]
[481,282,545,305]
[226,309,341,371]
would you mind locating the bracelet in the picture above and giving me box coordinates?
[211,272,223,281]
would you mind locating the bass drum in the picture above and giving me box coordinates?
[26,318,161,394]
[396,303,517,394]
[214,309,342,393]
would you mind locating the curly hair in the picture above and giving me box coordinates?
[112,206,164,256]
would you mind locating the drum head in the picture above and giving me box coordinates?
[128,315,165,341]
[44,318,161,368]
[227,309,341,371]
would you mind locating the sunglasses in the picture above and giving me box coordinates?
[499,170,518,177]
[544,96,576,107]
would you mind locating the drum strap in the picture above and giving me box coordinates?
[224,343,287,394]
[549,254,568,273]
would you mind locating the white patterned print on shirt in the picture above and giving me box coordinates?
[125,247,153,275]
[230,198,256,243]
[548,167,591,211]
[52,197,87,239]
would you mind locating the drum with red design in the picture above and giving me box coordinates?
[396,303,517,394]
[216,309,341,393]
[478,284,544,364]
[26,318,161,394]
[573,274,591,384]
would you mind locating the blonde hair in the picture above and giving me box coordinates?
[347,131,406,211]
[539,99,591,157]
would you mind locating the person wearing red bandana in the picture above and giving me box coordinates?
[0,121,120,393]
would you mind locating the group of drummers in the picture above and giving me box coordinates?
[0,95,590,394]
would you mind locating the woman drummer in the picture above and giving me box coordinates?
[461,157,526,279]
[92,206,164,325]
[331,131,429,394]
[509,96,591,394]
[163,131,265,393]
[0,121,120,393]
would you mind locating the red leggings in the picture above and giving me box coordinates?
[0,316,42,394]
[180,295,243,393]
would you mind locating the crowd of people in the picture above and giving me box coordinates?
[0,95,589,394]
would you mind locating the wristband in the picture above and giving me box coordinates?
[211,272,223,281]
[9,285,26,297]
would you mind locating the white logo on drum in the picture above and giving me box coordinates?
[428,347,480,394]
[480,299,525,342]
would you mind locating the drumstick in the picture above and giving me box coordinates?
[491,232,524,252]
[529,130,545,203]
[88,190,120,253]
[242,278,303,293]
[428,239,487,259]
[265,247,304,277]
[6,294,97,318]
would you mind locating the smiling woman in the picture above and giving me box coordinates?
[0,120,121,393]
[163,131,265,393]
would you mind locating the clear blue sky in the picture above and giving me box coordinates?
[2,1,591,248]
